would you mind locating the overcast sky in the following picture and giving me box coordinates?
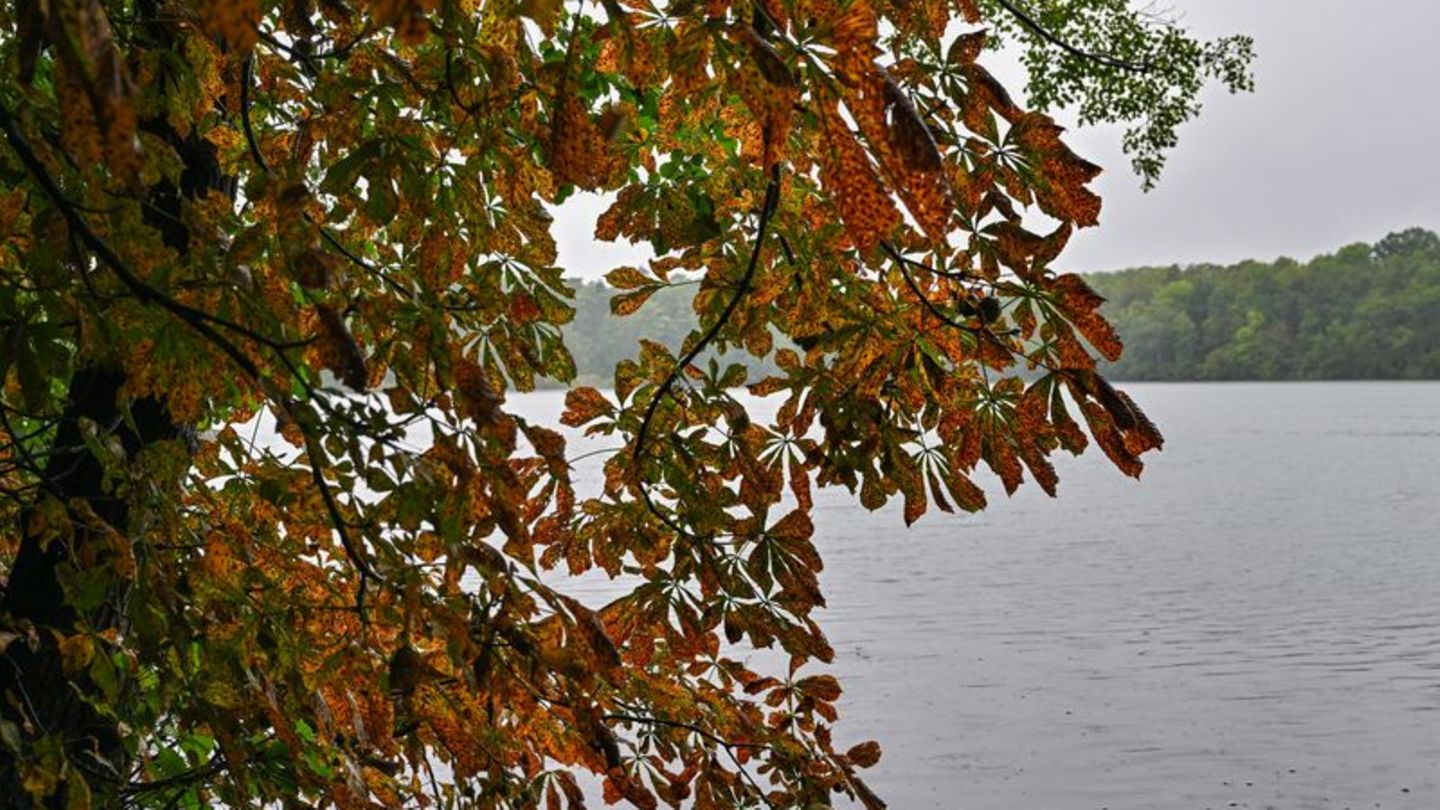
[555,1,1440,276]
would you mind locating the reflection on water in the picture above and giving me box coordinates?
[517,383,1440,810]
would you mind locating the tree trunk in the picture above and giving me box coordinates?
[1,369,180,804]
[0,114,232,804]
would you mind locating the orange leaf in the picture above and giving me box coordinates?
[769,509,814,542]
[818,101,900,251]
[1011,113,1104,227]
[314,303,368,390]
[796,673,842,702]
[550,90,615,189]
[948,30,987,65]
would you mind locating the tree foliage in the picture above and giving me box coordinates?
[1090,229,1440,381]
[0,0,1245,806]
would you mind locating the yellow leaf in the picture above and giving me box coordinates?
[818,102,899,251]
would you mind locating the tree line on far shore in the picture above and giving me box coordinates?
[562,228,1440,384]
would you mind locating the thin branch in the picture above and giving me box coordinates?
[885,242,1021,364]
[257,26,375,63]
[603,713,770,751]
[0,407,58,487]
[992,0,1151,73]
[240,55,270,174]
[444,49,484,117]
[632,169,781,538]
[3,657,49,737]
[245,47,418,304]
[245,53,402,295]
[316,225,415,299]
[604,712,777,807]
[120,751,227,797]
[301,428,379,621]
[566,446,624,467]
[235,63,393,618]
[882,242,981,335]
[881,240,971,280]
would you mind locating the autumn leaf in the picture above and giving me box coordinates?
[847,740,883,768]
[198,0,261,51]
[610,286,658,316]
[314,303,368,390]
[550,90,616,189]
[949,30,987,65]
[45,0,141,179]
[738,24,794,87]
[796,673,843,702]
[561,387,613,427]
[818,101,900,251]
[1011,113,1105,227]
[605,266,654,290]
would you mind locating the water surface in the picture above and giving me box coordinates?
[519,382,1440,810]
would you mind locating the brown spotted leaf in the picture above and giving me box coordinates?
[818,101,901,250]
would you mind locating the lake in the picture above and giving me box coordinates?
[516,382,1440,810]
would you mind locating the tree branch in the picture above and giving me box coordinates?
[885,242,1023,365]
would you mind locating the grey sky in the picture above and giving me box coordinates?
[555,1,1440,277]
[1056,0,1440,273]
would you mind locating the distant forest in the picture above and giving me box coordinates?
[560,228,1440,384]
[563,282,782,387]
[1088,228,1440,380]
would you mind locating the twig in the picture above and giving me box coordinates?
[245,48,418,304]
[604,712,778,808]
[880,240,970,280]
[120,751,227,797]
[257,26,374,63]
[603,713,770,751]
[882,242,980,335]
[315,226,415,299]
[885,242,1021,364]
[444,49,483,117]
[300,428,379,621]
